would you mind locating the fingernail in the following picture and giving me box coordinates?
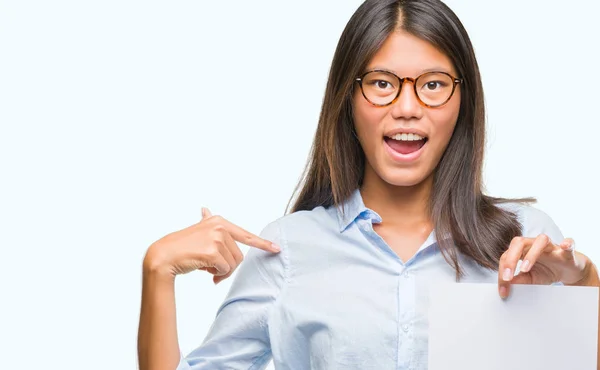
[521,260,530,272]
[499,286,508,299]
[271,243,281,252]
[503,268,512,281]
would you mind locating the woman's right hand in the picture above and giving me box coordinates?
[143,207,281,284]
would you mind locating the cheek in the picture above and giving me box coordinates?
[352,95,387,144]
[430,99,461,146]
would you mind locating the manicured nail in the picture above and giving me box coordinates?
[563,241,575,252]
[499,286,508,299]
[521,260,530,272]
[503,268,512,281]
[271,243,281,252]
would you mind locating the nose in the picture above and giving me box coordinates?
[389,78,423,120]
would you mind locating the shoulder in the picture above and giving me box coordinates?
[250,205,336,278]
[261,205,337,242]
[496,201,564,243]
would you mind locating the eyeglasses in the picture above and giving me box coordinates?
[355,70,464,108]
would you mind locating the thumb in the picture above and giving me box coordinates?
[559,238,575,252]
[201,207,213,221]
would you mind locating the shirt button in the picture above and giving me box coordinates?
[403,271,410,278]
[402,324,409,332]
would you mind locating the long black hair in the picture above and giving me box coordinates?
[286,0,533,279]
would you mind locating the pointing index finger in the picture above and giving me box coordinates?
[222,219,281,253]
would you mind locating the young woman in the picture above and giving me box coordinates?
[138,0,600,369]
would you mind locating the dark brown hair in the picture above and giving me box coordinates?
[285,0,534,279]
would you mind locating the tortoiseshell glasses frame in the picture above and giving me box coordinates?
[355,69,464,108]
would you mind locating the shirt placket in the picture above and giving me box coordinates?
[356,211,418,370]
[397,263,416,370]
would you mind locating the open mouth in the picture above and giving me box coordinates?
[384,133,428,155]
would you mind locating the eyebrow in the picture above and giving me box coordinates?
[365,66,453,75]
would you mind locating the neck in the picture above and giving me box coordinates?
[360,165,433,229]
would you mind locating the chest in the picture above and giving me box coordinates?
[269,263,405,369]
[372,223,433,263]
[266,222,498,369]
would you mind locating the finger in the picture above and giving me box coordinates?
[223,230,244,265]
[198,266,219,274]
[560,238,575,252]
[510,271,532,285]
[498,237,533,298]
[520,234,553,273]
[214,232,245,284]
[206,252,231,277]
[201,207,213,222]
[213,275,224,285]
[213,216,281,253]
[501,237,533,282]
[217,239,237,276]
[213,273,233,285]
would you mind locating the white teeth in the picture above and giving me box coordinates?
[388,133,425,141]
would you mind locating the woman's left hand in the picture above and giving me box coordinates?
[497,234,590,298]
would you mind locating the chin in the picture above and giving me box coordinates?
[379,168,431,188]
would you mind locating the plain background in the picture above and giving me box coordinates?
[1,1,599,369]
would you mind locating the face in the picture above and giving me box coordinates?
[352,29,461,188]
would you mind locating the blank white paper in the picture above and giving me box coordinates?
[428,283,599,370]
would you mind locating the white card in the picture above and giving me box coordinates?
[428,283,599,370]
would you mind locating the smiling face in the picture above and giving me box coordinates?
[353,29,461,188]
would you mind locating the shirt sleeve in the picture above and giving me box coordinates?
[518,204,564,244]
[176,220,287,370]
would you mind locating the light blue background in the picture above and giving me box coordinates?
[1,1,598,369]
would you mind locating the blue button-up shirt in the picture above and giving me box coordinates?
[177,188,563,369]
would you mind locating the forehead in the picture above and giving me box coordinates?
[366,30,456,76]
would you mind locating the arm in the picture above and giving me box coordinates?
[138,220,287,370]
[181,221,287,369]
[137,258,180,370]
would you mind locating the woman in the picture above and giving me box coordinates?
[138,0,600,369]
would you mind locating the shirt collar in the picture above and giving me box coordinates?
[336,188,382,232]
[334,188,450,244]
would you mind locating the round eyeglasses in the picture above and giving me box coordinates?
[355,70,464,108]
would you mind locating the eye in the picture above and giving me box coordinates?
[423,81,447,91]
[368,80,394,90]
[426,81,439,90]
[377,80,390,89]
